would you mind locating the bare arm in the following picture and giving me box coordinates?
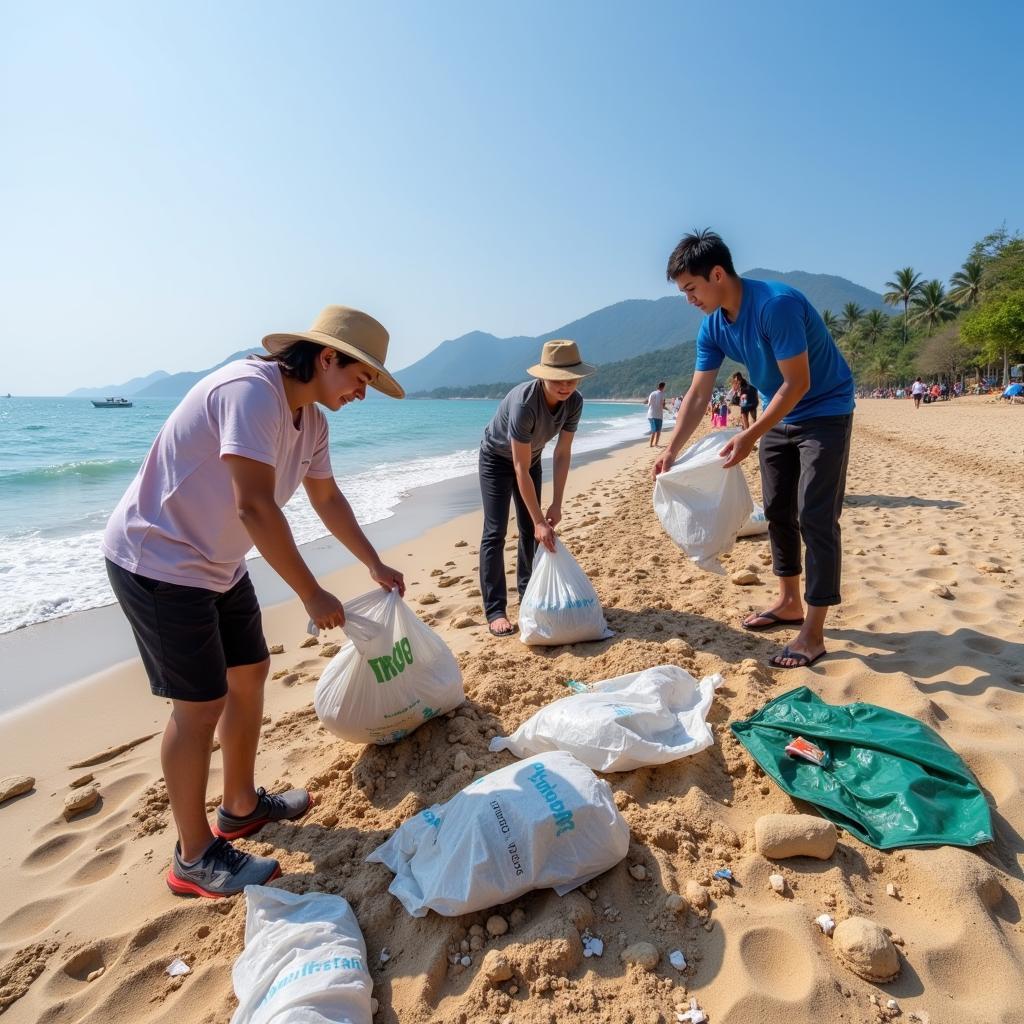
[303,475,405,595]
[546,430,574,526]
[224,455,345,629]
[720,351,810,467]
[511,438,556,552]
[652,369,719,477]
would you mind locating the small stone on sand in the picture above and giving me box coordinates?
[486,914,509,937]
[319,642,341,658]
[69,773,94,789]
[509,908,526,928]
[769,873,786,894]
[930,584,954,599]
[482,951,513,983]
[268,643,284,655]
[665,893,687,914]
[684,880,708,910]
[419,593,439,605]
[621,942,659,970]
[730,571,761,586]
[629,863,648,881]
[832,916,900,981]
[300,635,320,648]
[451,615,478,629]
[755,813,837,860]
[928,544,947,555]
[0,775,35,804]
[453,751,473,772]
[63,785,100,819]
[977,562,1006,574]
[455,540,468,547]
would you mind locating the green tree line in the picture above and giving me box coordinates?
[825,226,1024,390]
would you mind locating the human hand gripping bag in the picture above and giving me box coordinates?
[365,750,629,917]
[653,428,754,572]
[488,665,724,772]
[313,587,464,745]
[518,539,613,646]
[231,886,372,1024]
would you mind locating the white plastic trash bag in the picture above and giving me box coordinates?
[366,750,629,917]
[488,665,723,773]
[518,539,613,646]
[231,886,372,1024]
[313,587,464,745]
[737,503,769,538]
[653,429,754,572]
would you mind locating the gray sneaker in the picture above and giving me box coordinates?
[214,786,312,840]
[166,837,280,898]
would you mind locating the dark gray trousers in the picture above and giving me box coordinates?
[478,447,542,622]
[758,414,853,607]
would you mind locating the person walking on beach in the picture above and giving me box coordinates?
[730,371,759,429]
[647,381,667,447]
[478,340,595,637]
[103,306,406,897]
[911,377,925,408]
[654,229,854,670]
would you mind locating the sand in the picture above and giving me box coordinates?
[1,396,1023,1024]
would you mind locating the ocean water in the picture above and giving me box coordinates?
[0,391,658,634]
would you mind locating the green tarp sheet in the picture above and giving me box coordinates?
[731,686,993,850]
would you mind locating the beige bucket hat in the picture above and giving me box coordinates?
[527,339,596,381]
[262,305,404,398]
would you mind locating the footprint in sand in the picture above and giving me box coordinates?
[0,893,81,943]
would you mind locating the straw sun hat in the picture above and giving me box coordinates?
[262,305,404,399]
[527,339,596,381]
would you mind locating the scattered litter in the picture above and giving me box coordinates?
[582,931,604,958]
[676,997,707,1023]
[713,868,733,881]
[886,882,899,898]
[887,999,900,1012]
[379,948,391,964]
[166,958,190,977]
[564,679,589,694]
[816,913,836,936]
[784,735,831,767]
[669,949,687,971]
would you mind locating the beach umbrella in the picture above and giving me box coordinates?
[1003,383,1023,397]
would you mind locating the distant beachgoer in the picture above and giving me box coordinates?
[647,381,667,447]
[103,306,406,897]
[911,377,925,408]
[731,371,760,429]
[655,229,854,671]
[478,340,595,638]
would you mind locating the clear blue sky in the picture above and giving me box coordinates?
[2,0,1021,395]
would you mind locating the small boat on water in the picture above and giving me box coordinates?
[91,397,133,408]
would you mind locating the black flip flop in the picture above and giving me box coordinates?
[768,646,827,670]
[488,621,518,638]
[742,610,805,632]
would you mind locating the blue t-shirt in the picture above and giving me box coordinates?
[695,278,855,423]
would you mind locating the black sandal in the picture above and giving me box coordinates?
[488,620,518,638]
[742,610,805,632]
[769,646,827,670]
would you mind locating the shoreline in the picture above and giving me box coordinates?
[0,433,649,718]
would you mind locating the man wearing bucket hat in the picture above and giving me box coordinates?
[103,306,406,897]
[478,339,596,637]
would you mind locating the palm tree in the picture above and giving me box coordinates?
[841,302,864,335]
[821,309,842,338]
[909,279,956,331]
[883,267,924,345]
[860,309,888,347]
[870,351,894,389]
[948,259,983,307]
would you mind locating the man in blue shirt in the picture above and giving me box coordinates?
[654,229,855,670]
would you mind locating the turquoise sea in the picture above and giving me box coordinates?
[0,390,655,633]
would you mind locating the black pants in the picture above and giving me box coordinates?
[758,414,853,607]
[478,447,542,622]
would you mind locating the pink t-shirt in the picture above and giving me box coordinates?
[103,359,333,591]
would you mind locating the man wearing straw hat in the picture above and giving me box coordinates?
[103,306,406,898]
[478,339,596,637]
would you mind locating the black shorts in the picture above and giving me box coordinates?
[105,559,269,702]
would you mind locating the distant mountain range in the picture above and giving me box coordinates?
[67,270,887,399]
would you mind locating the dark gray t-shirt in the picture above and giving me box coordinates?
[481,380,583,462]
